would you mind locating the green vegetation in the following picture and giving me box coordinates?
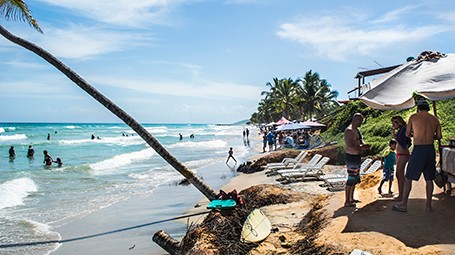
[250,70,339,123]
[323,99,455,162]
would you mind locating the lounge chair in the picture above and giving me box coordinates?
[275,157,330,183]
[318,158,373,181]
[324,159,381,191]
[265,150,308,168]
[265,154,322,176]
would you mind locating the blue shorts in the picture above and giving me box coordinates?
[383,168,394,181]
[406,145,436,181]
[345,153,361,186]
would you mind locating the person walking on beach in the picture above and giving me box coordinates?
[226,147,237,164]
[344,113,370,207]
[378,139,397,195]
[391,115,411,201]
[266,131,275,152]
[393,99,442,213]
[43,150,53,167]
[27,145,35,158]
[246,128,249,139]
[262,133,267,153]
[9,146,16,158]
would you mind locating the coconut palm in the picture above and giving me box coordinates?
[0,1,217,200]
[313,79,339,118]
[298,70,321,120]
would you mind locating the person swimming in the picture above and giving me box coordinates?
[54,157,63,167]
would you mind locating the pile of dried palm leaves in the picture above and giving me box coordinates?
[177,184,340,255]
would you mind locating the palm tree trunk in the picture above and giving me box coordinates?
[0,25,218,201]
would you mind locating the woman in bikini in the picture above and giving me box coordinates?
[391,116,411,201]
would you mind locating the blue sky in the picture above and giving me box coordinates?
[1,0,454,123]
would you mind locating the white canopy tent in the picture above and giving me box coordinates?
[276,123,311,131]
[360,52,455,110]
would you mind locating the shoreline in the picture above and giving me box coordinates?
[51,134,262,255]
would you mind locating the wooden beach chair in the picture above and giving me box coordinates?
[275,157,330,184]
[265,150,308,168]
[324,159,381,191]
[265,154,322,176]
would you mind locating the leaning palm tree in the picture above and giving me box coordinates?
[0,1,217,200]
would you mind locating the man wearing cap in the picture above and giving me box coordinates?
[393,99,442,213]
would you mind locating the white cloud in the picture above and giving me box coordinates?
[88,75,262,101]
[277,10,451,61]
[37,0,192,27]
[373,5,421,24]
[25,24,154,59]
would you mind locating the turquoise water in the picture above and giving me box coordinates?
[0,123,254,255]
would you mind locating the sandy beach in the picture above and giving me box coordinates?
[50,137,455,255]
[176,147,455,255]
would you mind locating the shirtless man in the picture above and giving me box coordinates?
[344,113,370,207]
[393,99,442,213]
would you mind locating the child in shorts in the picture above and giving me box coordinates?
[378,139,397,194]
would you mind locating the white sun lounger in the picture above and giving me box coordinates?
[318,158,373,181]
[276,157,330,183]
[324,160,382,191]
[265,150,308,168]
[265,154,322,176]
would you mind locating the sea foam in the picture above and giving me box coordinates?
[0,178,37,210]
[0,134,27,142]
[89,148,155,175]
[167,139,227,149]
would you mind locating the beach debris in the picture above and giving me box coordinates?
[128,244,135,250]
[175,184,306,254]
[350,249,373,255]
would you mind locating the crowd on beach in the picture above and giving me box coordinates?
[259,126,323,153]
[343,98,442,213]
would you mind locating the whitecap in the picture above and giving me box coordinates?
[89,148,155,175]
[167,139,227,149]
[0,178,37,210]
[0,134,27,142]
[0,127,4,133]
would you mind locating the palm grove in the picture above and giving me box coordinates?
[250,70,339,124]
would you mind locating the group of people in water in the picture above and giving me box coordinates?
[8,133,63,167]
[344,99,442,213]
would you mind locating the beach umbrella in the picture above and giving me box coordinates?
[276,123,311,131]
[359,51,455,110]
[275,117,290,125]
[301,120,326,127]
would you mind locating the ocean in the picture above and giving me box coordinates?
[0,123,256,255]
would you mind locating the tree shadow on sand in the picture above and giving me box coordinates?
[333,192,455,248]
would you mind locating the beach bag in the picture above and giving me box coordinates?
[434,170,447,188]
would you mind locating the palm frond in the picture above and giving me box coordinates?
[0,0,42,32]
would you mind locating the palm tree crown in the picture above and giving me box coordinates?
[0,0,42,32]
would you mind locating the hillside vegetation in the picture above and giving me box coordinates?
[320,99,455,164]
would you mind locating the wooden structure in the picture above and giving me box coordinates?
[348,65,400,99]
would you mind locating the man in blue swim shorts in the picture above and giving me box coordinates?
[344,113,370,207]
[393,99,442,213]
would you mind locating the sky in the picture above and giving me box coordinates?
[1,0,455,124]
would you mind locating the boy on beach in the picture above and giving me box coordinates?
[378,139,397,195]
[226,147,237,164]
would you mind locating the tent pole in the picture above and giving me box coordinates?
[433,101,442,163]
